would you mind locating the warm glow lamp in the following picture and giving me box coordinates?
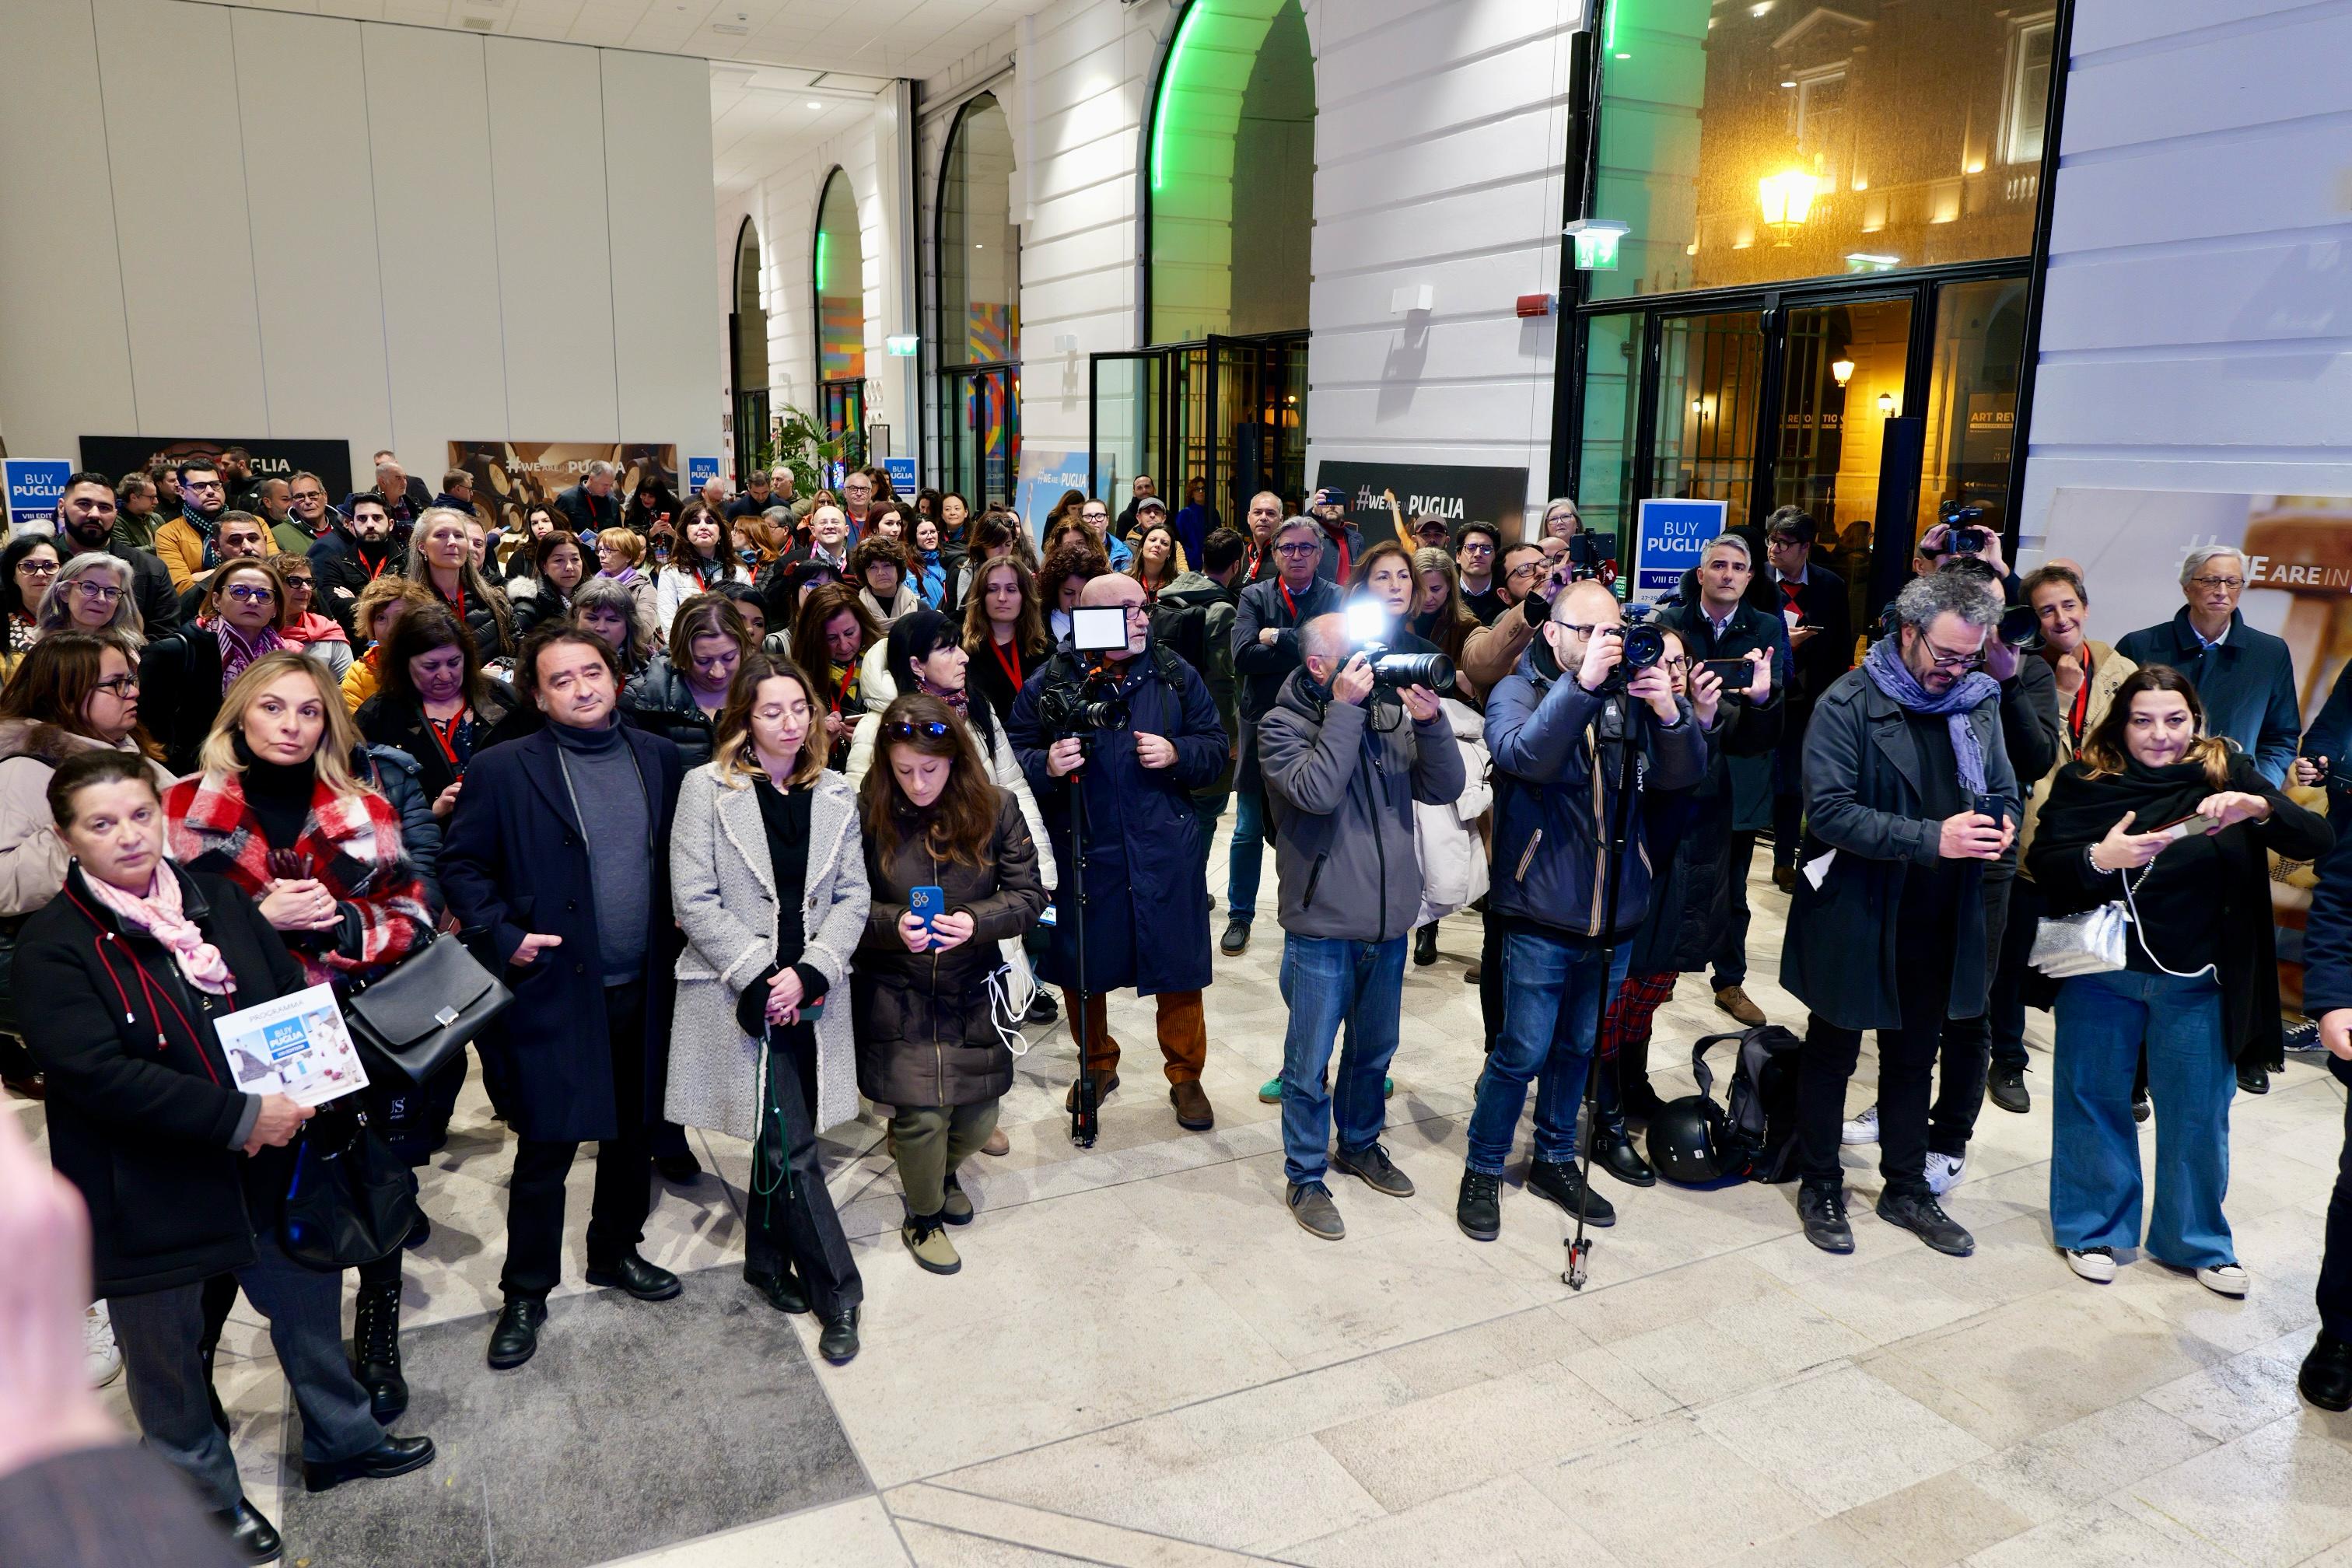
[1758,168,1821,229]
[1830,357,1856,388]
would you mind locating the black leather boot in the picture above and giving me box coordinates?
[350,1279,408,1422]
[486,1296,547,1370]
[215,1498,283,1563]
[1593,1129,1657,1187]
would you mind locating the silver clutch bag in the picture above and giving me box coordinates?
[2029,901,2128,978]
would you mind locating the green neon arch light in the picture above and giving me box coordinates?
[1149,0,1207,194]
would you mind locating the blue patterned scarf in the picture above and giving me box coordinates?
[1862,634,2000,793]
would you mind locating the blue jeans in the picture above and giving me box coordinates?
[2051,967,2234,1267]
[1278,934,1406,1186]
[1227,786,1265,921]
[1465,929,1629,1174]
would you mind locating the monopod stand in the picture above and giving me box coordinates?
[1565,690,1645,1291]
[1066,751,1099,1148]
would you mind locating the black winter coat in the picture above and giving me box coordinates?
[307,525,401,637]
[109,540,181,635]
[20,865,306,1296]
[136,628,226,778]
[1007,646,1225,995]
[355,685,519,807]
[355,742,444,915]
[621,656,720,768]
[439,723,684,1143]
[852,792,1045,1108]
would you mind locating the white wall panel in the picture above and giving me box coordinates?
[487,37,620,442]
[0,0,138,457]
[603,50,722,457]
[233,7,394,455]
[93,0,268,436]
[2021,0,2352,548]
[362,23,508,472]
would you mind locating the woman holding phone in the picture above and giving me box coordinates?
[854,693,1045,1276]
[667,655,868,1363]
[2027,666,2329,1293]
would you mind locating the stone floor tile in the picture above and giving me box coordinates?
[1699,1363,1991,1514]
[605,1497,912,1566]
[1528,1419,1823,1567]
[2105,1411,2352,1566]
[1285,1472,1622,1568]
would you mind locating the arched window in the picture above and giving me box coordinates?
[813,168,866,465]
[730,218,768,486]
[937,93,1020,510]
[1145,0,1314,345]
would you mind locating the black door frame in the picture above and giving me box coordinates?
[1087,329,1310,511]
[941,360,1021,508]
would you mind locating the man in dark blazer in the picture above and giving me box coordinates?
[441,623,687,1372]
[555,460,624,537]
[1762,508,1853,886]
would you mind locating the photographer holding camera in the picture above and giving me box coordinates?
[1458,580,1708,1242]
[1009,574,1228,1132]
[1258,611,1463,1240]
[1783,572,2020,1261]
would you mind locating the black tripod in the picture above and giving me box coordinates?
[1565,689,1645,1290]
[1066,749,1101,1148]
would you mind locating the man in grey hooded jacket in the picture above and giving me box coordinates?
[1258,614,1464,1241]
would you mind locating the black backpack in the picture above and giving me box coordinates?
[1150,593,1211,681]
[1691,1025,1804,1182]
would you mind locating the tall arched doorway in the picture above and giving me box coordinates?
[813,168,867,469]
[730,218,768,486]
[1094,0,1314,534]
[937,92,1020,510]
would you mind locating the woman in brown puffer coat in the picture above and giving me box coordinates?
[855,691,1045,1276]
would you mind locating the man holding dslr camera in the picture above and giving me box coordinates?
[1258,613,1464,1240]
[1010,575,1229,1132]
[1459,580,1709,1241]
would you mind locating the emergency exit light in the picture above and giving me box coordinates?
[1563,218,1629,271]
[884,334,919,357]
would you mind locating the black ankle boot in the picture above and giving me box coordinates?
[1617,1031,1668,1124]
[350,1279,407,1422]
[1413,923,1439,966]
[1594,1130,1657,1187]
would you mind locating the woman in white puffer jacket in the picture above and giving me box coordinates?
[1411,692,1491,966]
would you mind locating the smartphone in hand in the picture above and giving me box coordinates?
[1699,658,1753,690]
[909,885,946,929]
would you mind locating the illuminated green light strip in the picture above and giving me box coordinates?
[1603,0,1615,53]
[1150,0,1206,194]
[816,229,828,294]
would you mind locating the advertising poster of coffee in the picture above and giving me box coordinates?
[2035,487,2352,1007]
[447,442,680,533]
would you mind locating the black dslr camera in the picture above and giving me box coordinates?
[1603,605,1666,691]
[1037,605,1134,758]
[1341,602,1458,695]
[1940,501,1990,558]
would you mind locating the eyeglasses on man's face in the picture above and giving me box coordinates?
[2188,574,2245,593]
[1273,541,1319,558]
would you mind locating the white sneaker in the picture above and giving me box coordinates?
[2066,1247,2117,1283]
[85,1302,121,1388]
[1923,1150,1965,1195]
[2196,1264,2249,1297]
[1840,1104,1879,1146]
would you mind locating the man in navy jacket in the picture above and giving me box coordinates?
[2114,545,2300,785]
[442,625,686,1372]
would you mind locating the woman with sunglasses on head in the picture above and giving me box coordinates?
[855,693,1045,1275]
[655,502,754,629]
[623,595,754,769]
[268,552,352,683]
[22,748,436,1564]
[37,551,145,646]
[0,534,62,682]
[2028,665,2329,1294]
[166,651,439,1430]
[511,528,590,639]
[138,558,294,778]
[667,654,867,1360]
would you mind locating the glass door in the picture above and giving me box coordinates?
[820,378,866,475]
[1915,277,2030,552]
[1650,310,1766,522]
[1773,295,1913,611]
[1088,350,1167,509]
[943,365,1020,509]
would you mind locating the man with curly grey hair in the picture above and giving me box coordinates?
[1780,571,2021,1260]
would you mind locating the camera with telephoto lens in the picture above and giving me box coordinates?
[1597,606,1666,693]
[1036,675,1129,739]
[1940,501,1990,557]
[1341,601,1458,695]
[1997,601,2045,653]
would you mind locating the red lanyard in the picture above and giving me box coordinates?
[425,710,468,771]
[1279,581,1300,621]
[363,551,388,581]
[2068,654,2092,745]
[988,636,1023,691]
[446,583,466,625]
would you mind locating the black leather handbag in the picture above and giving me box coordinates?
[343,931,511,1085]
[280,1108,418,1271]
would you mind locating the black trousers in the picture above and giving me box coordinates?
[2319,1057,2352,1341]
[1712,830,1758,990]
[1771,715,1808,870]
[745,1028,862,1318]
[1479,904,1505,1047]
[1797,891,1959,1197]
[1928,878,2011,1159]
[501,982,653,1300]
[1987,877,2041,1071]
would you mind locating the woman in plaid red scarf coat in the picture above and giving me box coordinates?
[162,651,436,1426]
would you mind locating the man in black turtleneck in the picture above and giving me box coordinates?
[309,492,401,639]
[441,625,688,1372]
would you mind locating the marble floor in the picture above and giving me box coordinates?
[17,837,2352,1566]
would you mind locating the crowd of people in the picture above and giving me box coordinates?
[9,450,2352,1567]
